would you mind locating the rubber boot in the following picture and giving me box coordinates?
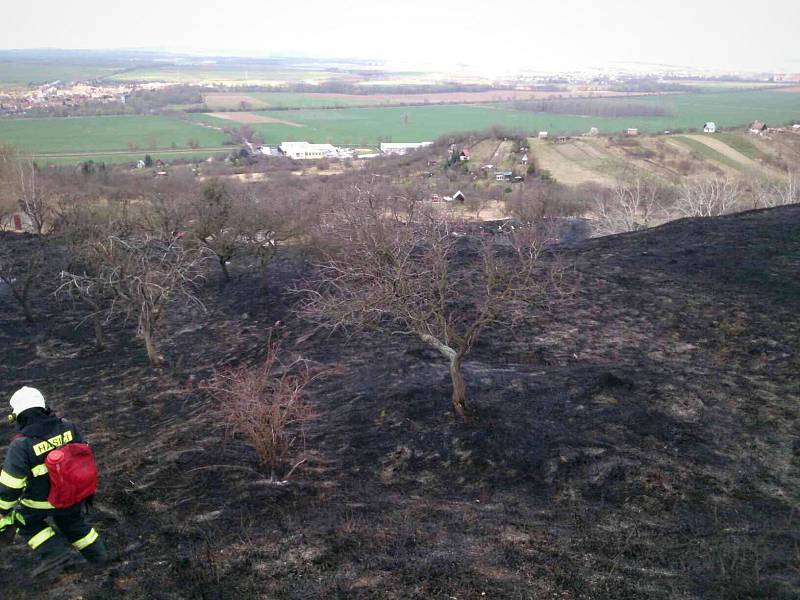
[31,537,80,577]
[80,536,109,566]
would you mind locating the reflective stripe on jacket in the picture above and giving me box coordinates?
[0,412,84,511]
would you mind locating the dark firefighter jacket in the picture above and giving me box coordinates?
[0,409,84,511]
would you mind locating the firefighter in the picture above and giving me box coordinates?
[0,386,108,571]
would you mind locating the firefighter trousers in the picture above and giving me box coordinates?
[16,502,101,558]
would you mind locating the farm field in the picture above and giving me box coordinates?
[671,136,751,172]
[192,89,800,146]
[524,131,798,186]
[0,115,229,158]
[107,65,343,85]
[204,89,644,110]
[0,61,124,87]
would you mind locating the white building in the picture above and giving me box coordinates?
[703,122,717,133]
[279,142,339,160]
[538,131,548,139]
[379,142,433,156]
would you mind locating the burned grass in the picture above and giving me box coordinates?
[0,206,799,598]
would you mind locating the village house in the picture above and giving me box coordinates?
[556,135,568,144]
[588,127,599,136]
[442,191,466,203]
[749,121,768,135]
[793,123,800,132]
[495,171,513,181]
[459,149,471,161]
[538,131,548,139]
[380,142,433,156]
[703,122,717,133]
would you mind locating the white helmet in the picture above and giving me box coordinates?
[9,386,47,417]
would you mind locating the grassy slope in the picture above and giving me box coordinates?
[672,136,748,171]
[714,132,767,159]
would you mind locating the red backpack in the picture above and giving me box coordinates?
[44,443,98,508]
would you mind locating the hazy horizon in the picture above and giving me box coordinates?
[2,0,800,74]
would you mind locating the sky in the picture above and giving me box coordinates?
[2,0,799,73]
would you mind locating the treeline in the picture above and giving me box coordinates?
[510,99,671,117]
[252,81,567,96]
[602,80,696,93]
[17,85,214,118]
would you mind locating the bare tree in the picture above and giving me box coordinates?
[297,192,557,418]
[192,179,244,283]
[0,145,20,226]
[0,241,44,323]
[675,177,742,218]
[240,189,312,289]
[59,236,208,365]
[15,158,52,234]
[593,178,663,235]
[762,171,800,208]
[204,333,314,482]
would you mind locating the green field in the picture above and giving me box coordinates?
[0,61,124,86]
[189,89,800,145]
[0,115,229,157]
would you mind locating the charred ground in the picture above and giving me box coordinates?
[1,205,799,599]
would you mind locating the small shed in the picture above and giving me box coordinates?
[538,131,548,139]
[452,190,465,203]
[749,121,768,134]
[556,135,568,144]
[703,122,717,133]
[1,212,33,232]
[626,128,639,136]
[495,171,513,181]
[459,149,471,161]
[793,123,800,131]
[588,127,599,136]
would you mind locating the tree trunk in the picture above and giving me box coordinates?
[17,276,35,323]
[417,333,469,419]
[140,320,162,366]
[449,355,468,418]
[219,256,230,283]
[92,314,106,351]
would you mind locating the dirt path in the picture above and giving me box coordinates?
[682,134,758,167]
[206,112,303,127]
